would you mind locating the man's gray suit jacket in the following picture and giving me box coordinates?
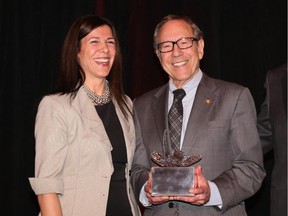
[131,73,266,216]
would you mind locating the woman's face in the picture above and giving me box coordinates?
[78,25,116,82]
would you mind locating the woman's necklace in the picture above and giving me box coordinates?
[83,80,111,106]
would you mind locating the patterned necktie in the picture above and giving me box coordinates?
[168,88,186,149]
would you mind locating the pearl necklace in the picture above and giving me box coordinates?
[83,81,111,106]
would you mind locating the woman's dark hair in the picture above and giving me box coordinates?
[55,15,131,118]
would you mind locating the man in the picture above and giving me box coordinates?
[257,63,287,216]
[131,14,266,215]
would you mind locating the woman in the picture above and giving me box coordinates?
[29,15,140,216]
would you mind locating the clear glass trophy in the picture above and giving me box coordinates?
[151,130,201,196]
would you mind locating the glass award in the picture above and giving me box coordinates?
[151,130,201,196]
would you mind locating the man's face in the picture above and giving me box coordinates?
[156,19,204,88]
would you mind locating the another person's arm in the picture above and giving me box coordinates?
[213,88,266,212]
[257,78,273,154]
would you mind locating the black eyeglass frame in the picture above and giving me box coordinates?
[157,37,198,53]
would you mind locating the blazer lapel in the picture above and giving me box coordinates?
[182,75,217,153]
[113,98,134,163]
[72,86,111,147]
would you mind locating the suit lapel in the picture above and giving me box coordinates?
[182,75,217,153]
[150,78,217,154]
[152,85,169,149]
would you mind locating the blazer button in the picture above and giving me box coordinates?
[168,202,174,208]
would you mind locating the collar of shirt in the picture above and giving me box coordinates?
[168,69,203,108]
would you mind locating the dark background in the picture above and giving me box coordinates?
[0,0,286,215]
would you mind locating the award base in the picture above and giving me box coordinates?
[151,166,194,196]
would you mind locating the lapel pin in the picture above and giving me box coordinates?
[205,99,211,104]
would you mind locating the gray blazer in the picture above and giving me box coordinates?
[29,86,141,216]
[131,73,266,216]
[257,63,287,216]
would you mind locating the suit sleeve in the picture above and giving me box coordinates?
[213,88,266,212]
[130,98,150,204]
[257,76,273,154]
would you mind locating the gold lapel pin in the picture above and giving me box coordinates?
[205,99,211,104]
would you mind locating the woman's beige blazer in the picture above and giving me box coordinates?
[29,86,141,216]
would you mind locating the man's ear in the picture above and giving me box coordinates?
[156,50,162,62]
[197,39,204,60]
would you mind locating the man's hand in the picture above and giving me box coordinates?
[176,165,210,205]
[145,172,172,205]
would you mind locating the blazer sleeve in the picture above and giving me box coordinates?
[29,96,68,195]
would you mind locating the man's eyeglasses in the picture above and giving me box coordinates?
[157,37,198,53]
